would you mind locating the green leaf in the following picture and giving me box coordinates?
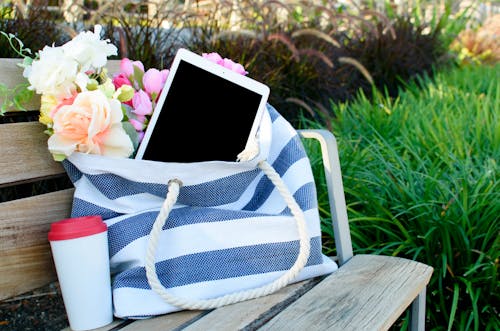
[52,153,67,162]
[1,31,33,58]
[20,56,33,68]
[116,85,134,102]
[122,121,139,151]
[121,103,133,121]
[0,83,8,94]
[133,65,144,90]
[447,283,460,331]
[13,85,34,110]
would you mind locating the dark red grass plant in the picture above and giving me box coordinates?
[184,0,381,128]
[346,15,450,98]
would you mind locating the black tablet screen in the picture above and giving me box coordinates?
[141,60,263,163]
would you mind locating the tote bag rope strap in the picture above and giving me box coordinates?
[145,160,311,310]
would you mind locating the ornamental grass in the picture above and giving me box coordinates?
[304,63,499,331]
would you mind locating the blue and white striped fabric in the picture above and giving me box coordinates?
[63,105,337,318]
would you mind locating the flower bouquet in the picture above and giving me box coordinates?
[9,25,248,161]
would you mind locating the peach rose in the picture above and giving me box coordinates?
[48,90,134,160]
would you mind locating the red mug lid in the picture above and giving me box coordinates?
[48,215,107,241]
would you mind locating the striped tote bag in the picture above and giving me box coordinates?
[63,105,338,318]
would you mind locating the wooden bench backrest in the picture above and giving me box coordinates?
[0,59,120,301]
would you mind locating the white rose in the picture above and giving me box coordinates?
[62,24,118,72]
[23,46,78,98]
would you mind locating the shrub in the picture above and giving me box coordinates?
[450,14,500,65]
[0,2,70,58]
[345,15,449,98]
[99,1,192,69]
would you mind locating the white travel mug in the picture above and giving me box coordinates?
[48,215,113,331]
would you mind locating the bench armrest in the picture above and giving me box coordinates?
[298,129,353,265]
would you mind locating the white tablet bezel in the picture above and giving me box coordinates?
[134,48,270,162]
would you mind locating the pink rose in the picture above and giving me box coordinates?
[120,58,144,77]
[202,52,224,65]
[112,73,132,89]
[202,52,248,75]
[132,90,152,116]
[143,68,164,97]
[48,90,133,158]
[222,58,248,76]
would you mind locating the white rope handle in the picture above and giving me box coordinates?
[145,160,310,310]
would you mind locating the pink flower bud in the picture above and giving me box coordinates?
[143,68,164,96]
[132,90,152,116]
[138,131,145,143]
[129,118,145,131]
[160,69,169,84]
[112,73,132,89]
[120,58,145,77]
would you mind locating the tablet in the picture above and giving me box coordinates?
[135,48,270,163]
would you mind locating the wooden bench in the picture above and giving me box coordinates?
[0,58,433,331]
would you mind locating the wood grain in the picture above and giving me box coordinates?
[0,244,56,301]
[0,190,73,300]
[0,189,74,249]
[259,254,433,331]
[79,279,320,331]
[182,279,319,331]
[72,256,432,331]
[0,122,65,186]
[119,311,206,331]
[61,319,129,331]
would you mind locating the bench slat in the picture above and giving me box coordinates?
[181,279,320,331]
[0,189,73,300]
[62,310,204,331]
[0,58,40,111]
[62,319,130,331]
[80,278,321,331]
[259,254,433,331]
[0,122,65,186]
[0,244,56,301]
[118,311,205,331]
[0,189,74,249]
